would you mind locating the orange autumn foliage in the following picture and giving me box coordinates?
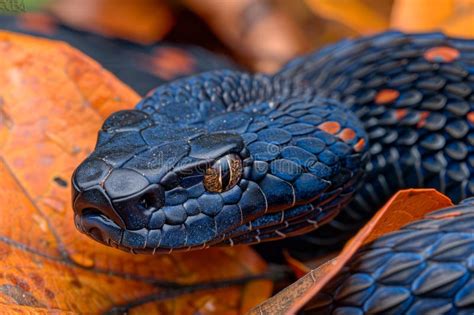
[0,31,271,314]
[304,0,390,34]
[391,0,474,38]
[49,0,174,44]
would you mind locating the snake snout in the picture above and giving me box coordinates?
[72,154,167,247]
[72,181,126,247]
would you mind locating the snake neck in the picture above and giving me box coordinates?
[280,31,474,203]
[277,31,474,246]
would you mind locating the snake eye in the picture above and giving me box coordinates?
[204,154,242,193]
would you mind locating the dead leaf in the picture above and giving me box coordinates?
[283,250,311,279]
[48,0,175,44]
[391,0,474,37]
[250,189,453,314]
[184,0,308,72]
[304,0,390,34]
[0,31,271,314]
[283,249,339,280]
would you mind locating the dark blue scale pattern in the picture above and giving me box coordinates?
[72,29,474,277]
[305,200,474,314]
[73,70,368,253]
[279,31,474,247]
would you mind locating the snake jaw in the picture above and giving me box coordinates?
[74,211,123,247]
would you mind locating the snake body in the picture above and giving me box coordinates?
[281,32,474,247]
[72,31,474,254]
[307,199,474,314]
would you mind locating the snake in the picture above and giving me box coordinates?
[72,31,473,253]
[301,198,474,314]
[69,31,474,312]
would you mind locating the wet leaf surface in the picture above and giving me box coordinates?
[0,31,271,314]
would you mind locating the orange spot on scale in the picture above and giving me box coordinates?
[353,138,366,152]
[318,121,341,134]
[468,112,474,124]
[417,111,430,128]
[424,46,460,63]
[395,109,408,120]
[375,89,399,104]
[338,128,356,142]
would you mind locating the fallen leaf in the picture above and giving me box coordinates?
[184,0,308,72]
[1,13,236,96]
[304,0,390,34]
[283,250,311,279]
[49,0,175,44]
[250,189,453,314]
[283,249,339,280]
[391,0,474,37]
[0,31,271,314]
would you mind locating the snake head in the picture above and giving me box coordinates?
[72,109,253,253]
[71,70,369,254]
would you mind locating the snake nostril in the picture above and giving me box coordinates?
[139,190,162,211]
[139,197,149,209]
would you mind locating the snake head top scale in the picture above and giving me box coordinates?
[72,71,368,253]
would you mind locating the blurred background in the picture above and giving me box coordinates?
[0,0,473,94]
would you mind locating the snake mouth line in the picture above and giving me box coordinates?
[75,211,219,254]
[75,209,123,247]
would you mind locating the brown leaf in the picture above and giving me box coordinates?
[49,0,175,44]
[304,0,390,34]
[0,31,271,314]
[283,250,311,279]
[250,189,453,314]
[391,0,474,37]
[283,249,339,280]
[184,0,308,72]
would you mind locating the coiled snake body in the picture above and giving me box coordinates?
[72,31,474,254]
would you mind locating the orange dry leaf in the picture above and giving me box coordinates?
[283,250,311,279]
[0,31,271,314]
[304,0,390,34]
[391,0,474,37]
[48,0,174,44]
[250,189,453,314]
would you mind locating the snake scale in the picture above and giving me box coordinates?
[306,199,474,314]
[71,31,474,312]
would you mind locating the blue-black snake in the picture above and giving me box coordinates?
[72,31,473,252]
[71,31,474,312]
